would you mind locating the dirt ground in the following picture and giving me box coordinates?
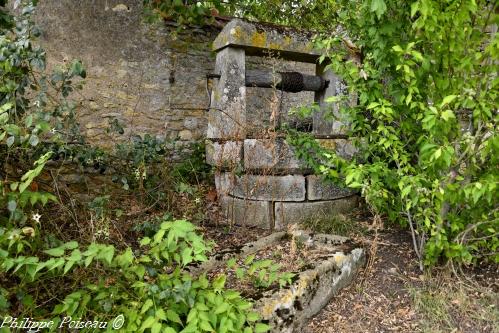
[200,208,498,333]
[304,224,499,333]
[306,227,422,332]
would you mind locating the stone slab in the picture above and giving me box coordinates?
[274,197,358,230]
[258,247,365,332]
[213,19,320,63]
[306,175,355,200]
[252,230,365,333]
[220,195,273,229]
[192,230,365,333]
[218,173,306,201]
[205,140,243,168]
[244,138,309,172]
[214,172,230,196]
[190,229,365,332]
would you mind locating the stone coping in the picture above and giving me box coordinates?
[212,19,321,63]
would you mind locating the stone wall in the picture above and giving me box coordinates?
[34,0,314,152]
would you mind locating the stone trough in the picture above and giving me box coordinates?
[194,230,365,332]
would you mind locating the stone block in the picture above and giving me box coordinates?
[220,195,273,229]
[212,19,321,63]
[219,173,306,201]
[254,232,365,332]
[206,141,243,168]
[178,129,193,140]
[274,197,358,230]
[214,172,231,195]
[306,175,355,200]
[316,139,357,160]
[244,139,309,172]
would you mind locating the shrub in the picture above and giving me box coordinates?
[0,2,267,332]
[288,0,498,269]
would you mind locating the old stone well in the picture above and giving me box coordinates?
[206,19,359,230]
[203,20,365,332]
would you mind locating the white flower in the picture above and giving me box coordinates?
[50,128,57,134]
[32,213,41,223]
[194,198,201,204]
[359,69,368,80]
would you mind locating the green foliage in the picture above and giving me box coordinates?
[227,255,295,289]
[2,216,265,332]
[300,213,367,237]
[0,154,56,256]
[0,0,84,224]
[226,0,337,30]
[173,142,212,184]
[1,2,264,332]
[132,212,174,237]
[143,0,338,30]
[288,0,498,268]
[143,0,226,26]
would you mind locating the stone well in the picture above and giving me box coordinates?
[206,19,358,230]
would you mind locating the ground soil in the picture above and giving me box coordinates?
[305,223,499,333]
[306,227,424,332]
[200,208,498,333]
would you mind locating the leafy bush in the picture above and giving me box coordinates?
[1,158,264,331]
[288,0,498,268]
[1,2,267,332]
[2,210,266,331]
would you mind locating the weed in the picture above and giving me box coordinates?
[409,275,499,333]
[301,213,367,237]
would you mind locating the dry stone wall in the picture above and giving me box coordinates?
[34,0,314,155]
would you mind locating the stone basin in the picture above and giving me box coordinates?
[193,230,365,332]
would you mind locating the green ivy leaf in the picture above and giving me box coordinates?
[214,302,230,314]
[141,299,153,314]
[151,322,162,333]
[115,248,134,266]
[63,260,75,275]
[97,245,114,265]
[139,316,156,331]
[440,95,458,107]
[140,237,151,246]
[163,328,177,333]
[244,254,255,265]
[441,110,455,121]
[246,312,259,322]
[7,200,17,212]
[65,241,79,250]
[199,320,214,332]
[28,134,38,146]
